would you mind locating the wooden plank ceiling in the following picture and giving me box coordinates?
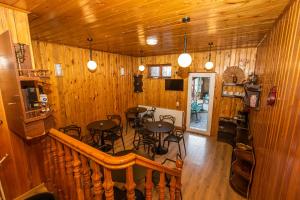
[0,0,290,56]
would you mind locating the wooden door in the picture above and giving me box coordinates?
[0,31,25,137]
[0,91,20,200]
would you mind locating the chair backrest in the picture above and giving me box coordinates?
[134,138,156,160]
[159,115,175,125]
[142,107,156,121]
[107,114,122,126]
[58,125,81,140]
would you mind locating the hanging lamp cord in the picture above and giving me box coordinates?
[88,38,93,60]
[184,33,187,53]
[208,42,213,61]
[140,50,143,64]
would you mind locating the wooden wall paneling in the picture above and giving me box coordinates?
[32,40,256,137]
[0,5,42,199]
[250,0,300,199]
[32,41,139,134]
[137,47,256,135]
[0,0,290,56]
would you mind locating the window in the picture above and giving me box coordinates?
[148,64,172,78]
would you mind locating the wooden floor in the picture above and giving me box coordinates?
[111,127,245,200]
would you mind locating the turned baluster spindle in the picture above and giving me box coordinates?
[103,167,114,200]
[43,137,52,191]
[159,172,165,200]
[50,138,59,194]
[65,146,75,199]
[125,166,136,200]
[92,161,103,200]
[57,141,68,200]
[175,159,183,200]
[81,155,92,199]
[145,169,153,200]
[72,150,84,200]
[169,176,176,200]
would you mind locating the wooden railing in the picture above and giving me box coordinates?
[43,128,183,200]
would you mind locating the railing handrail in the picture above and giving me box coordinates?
[49,128,182,177]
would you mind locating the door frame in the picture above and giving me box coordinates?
[186,73,216,135]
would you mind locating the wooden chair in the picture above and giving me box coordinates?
[103,115,125,154]
[58,124,81,140]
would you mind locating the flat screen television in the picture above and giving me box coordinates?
[165,79,184,91]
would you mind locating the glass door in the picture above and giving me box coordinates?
[186,73,216,135]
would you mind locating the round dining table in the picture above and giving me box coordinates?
[144,121,174,155]
[87,119,117,152]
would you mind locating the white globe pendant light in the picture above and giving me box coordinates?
[205,61,214,70]
[138,50,145,72]
[87,60,97,71]
[138,64,145,72]
[178,52,192,68]
[87,38,97,72]
[178,17,192,68]
[205,42,214,70]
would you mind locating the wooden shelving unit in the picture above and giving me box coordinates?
[221,82,245,99]
[217,116,255,198]
[0,31,54,140]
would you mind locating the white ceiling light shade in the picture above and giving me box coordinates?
[204,42,214,70]
[178,32,192,68]
[178,53,192,68]
[138,50,145,72]
[205,61,214,70]
[146,36,158,45]
[87,38,97,72]
[138,64,145,71]
[178,17,192,68]
[87,60,97,71]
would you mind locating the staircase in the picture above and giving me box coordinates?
[42,128,183,200]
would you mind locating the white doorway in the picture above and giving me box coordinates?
[186,73,216,135]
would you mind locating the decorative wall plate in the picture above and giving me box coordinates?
[223,66,245,83]
[177,67,189,78]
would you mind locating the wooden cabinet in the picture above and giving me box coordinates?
[0,31,54,140]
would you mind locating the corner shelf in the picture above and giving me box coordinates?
[222,94,245,99]
[221,82,245,99]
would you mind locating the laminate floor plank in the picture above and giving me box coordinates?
[107,127,245,200]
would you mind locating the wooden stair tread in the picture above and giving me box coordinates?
[230,174,248,197]
[232,161,251,180]
[14,183,48,200]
